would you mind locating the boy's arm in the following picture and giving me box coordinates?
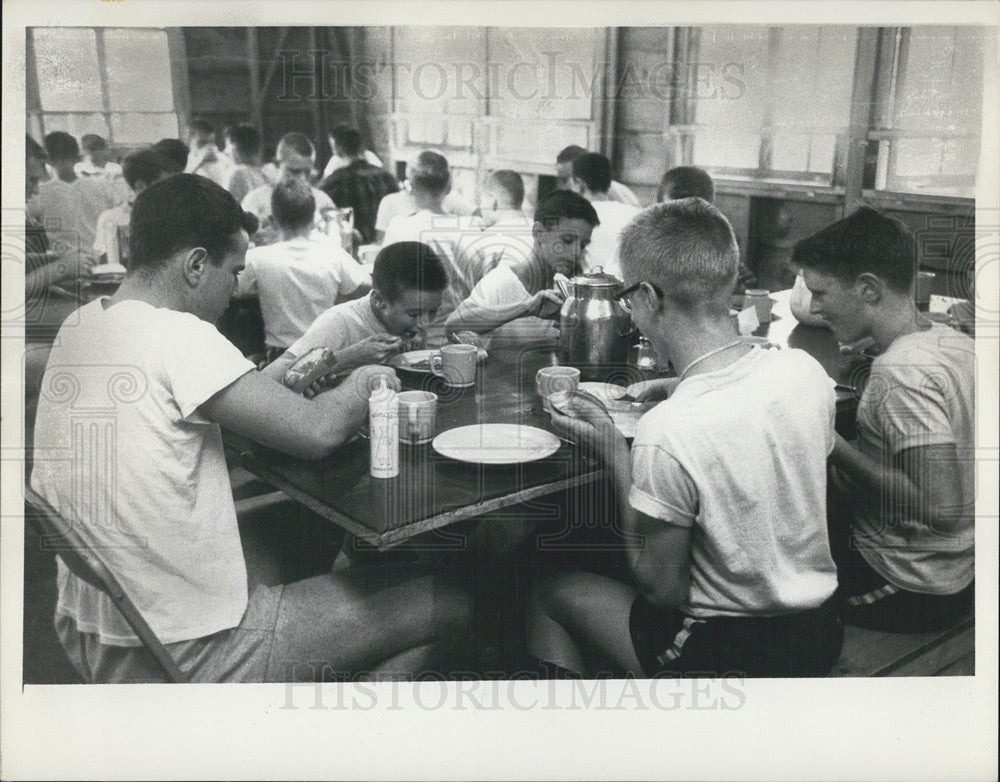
[550,398,692,609]
[831,434,967,534]
[445,295,537,336]
[199,365,398,460]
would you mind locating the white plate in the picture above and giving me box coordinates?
[579,382,627,402]
[432,424,560,465]
[388,348,488,373]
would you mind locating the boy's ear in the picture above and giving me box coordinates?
[181,247,209,287]
[370,288,386,310]
[856,272,884,303]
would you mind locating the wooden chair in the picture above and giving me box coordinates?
[23,485,188,683]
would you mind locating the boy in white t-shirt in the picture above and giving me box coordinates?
[795,207,975,632]
[263,241,449,393]
[445,190,598,349]
[528,198,842,678]
[31,174,469,682]
[569,152,641,279]
[235,180,371,359]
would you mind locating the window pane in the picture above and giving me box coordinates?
[33,28,103,112]
[41,113,110,140]
[103,29,174,112]
[108,113,178,144]
[771,134,810,172]
[692,129,759,169]
[693,27,769,130]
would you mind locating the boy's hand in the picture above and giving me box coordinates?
[548,391,624,462]
[341,365,401,403]
[530,289,565,320]
[342,334,404,368]
[626,377,681,402]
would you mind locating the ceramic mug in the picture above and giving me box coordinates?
[536,366,580,411]
[744,289,773,324]
[397,390,438,445]
[430,343,478,388]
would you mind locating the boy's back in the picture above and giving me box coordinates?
[632,346,838,617]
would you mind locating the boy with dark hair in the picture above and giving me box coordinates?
[528,197,842,678]
[381,152,485,346]
[795,206,975,632]
[264,241,449,389]
[32,175,469,682]
[242,132,336,245]
[446,191,599,346]
[93,147,170,266]
[235,180,371,359]
[569,152,641,278]
[319,126,399,244]
[224,123,267,204]
[30,131,116,264]
[555,144,641,207]
[152,138,190,174]
[657,165,715,203]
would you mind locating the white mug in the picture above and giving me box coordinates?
[397,390,438,445]
[430,343,478,388]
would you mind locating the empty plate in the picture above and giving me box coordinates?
[432,424,561,465]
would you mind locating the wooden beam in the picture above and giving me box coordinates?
[246,27,264,137]
[842,27,881,217]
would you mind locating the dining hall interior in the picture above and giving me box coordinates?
[17,21,992,688]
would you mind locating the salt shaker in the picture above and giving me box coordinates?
[369,376,399,478]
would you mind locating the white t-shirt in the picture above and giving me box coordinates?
[607,180,642,208]
[851,323,975,594]
[242,185,337,246]
[92,202,131,265]
[450,263,559,346]
[30,176,118,259]
[236,235,371,349]
[186,147,236,188]
[31,299,255,645]
[584,199,642,279]
[75,160,130,205]
[628,347,838,618]
[287,294,388,357]
[374,190,475,233]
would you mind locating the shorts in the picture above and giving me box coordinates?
[56,583,284,683]
[629,595,843,678]
[834,540,974,633]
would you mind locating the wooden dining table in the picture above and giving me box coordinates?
[223,288,871,550]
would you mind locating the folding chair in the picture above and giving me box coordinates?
[23,485,188,683]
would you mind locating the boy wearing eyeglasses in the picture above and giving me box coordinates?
[529,197,842,678]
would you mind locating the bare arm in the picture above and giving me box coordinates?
[446,289,563,337]
[550,396,692,609]
[200,365,397,460]
[831,434,968,535]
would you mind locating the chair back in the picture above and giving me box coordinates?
[23,485,188,683]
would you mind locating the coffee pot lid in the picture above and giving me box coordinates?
[570,266,623,289]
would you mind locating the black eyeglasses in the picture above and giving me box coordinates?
[615,281,663,313]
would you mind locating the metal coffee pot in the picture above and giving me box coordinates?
[558,267,633,378]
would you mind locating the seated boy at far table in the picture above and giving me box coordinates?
[444,191,599,350]
[794,207,975,633]
[31,174,470,683]
[263,241,448,394]
[92,147,170,266]
[529,197,843,678]
[235,180,371,364]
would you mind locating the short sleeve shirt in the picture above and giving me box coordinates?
[286,294,387,357]
[31,299,255,645]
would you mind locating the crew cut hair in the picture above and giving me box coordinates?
[486,170,525,209]
[331,125,364,157]
[129,174,258,271]
[271,180,315,231]
[408,151,450,196]
[277,132,316,160]
[619,198,740,310]
[372,241,448,302]
[533,190,600,230]
[792,206,916,294]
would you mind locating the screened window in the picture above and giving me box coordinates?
[868,26,983,198]
[29,27,180,145]
[684,25,857,183]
